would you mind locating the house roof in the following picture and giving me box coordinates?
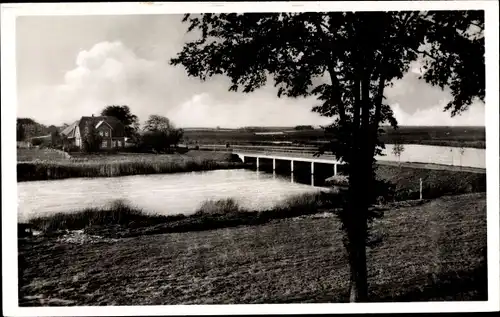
[61,116,126,138]
[79,116,125,137]
[95,120,112,129]
[60,121,79,138]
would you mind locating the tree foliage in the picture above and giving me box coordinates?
[82,120,102,153]
[392,143,405,164]
[170,10,485,302]
[16,123,25,142]
[141,115,184,153]
[101,105,140,137]
[50,128,62,147]
[16,118,49,141]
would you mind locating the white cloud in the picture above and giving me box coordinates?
[391,101,485,126]
[18,40,485,128]
[171,92,332,128]
[18,40,331,128]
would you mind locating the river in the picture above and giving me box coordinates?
[379,144,485,168]
[17,169,328,222]
[17,144,486,221]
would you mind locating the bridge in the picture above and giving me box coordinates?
[234,151,345,176]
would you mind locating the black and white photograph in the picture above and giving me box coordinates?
[2,1,499,315]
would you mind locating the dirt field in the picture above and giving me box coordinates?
[18,193,487,305]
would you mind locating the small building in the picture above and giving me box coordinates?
[61,115,126,149]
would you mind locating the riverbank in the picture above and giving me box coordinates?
[325,164,485,202]
[21,192,341,239]
[17,150,245,182]
[18,192,487,305]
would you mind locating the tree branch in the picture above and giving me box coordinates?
[469,21,484,30]
[313,18,348,125]
[371,75,386,146]
[413,48,439,61]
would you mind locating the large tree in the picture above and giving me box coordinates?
[16,122,25,142]
[170,11,484,302]
[16,117,49,141]
[101,105,140,138]
[142,115,184,153]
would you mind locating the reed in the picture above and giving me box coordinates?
[17,157,244,182]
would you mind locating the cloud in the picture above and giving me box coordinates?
[391,101,484,126]
[171,92,332,128]
[18,40,331,127]
[17,40,485,128]
[386,64,485,126]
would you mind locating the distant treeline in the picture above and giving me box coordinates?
[16,118,65,142]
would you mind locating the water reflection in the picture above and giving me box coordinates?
[17,169,331,222]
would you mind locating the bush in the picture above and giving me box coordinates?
[196,198,241,216]
[31,138,43,146]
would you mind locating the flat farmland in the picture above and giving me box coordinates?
[183,126,485,148]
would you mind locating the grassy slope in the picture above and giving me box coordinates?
[375,165,486,201]
[18,193,487,305]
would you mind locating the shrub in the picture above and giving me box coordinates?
[196,198,241,216]
[31,138,43,146]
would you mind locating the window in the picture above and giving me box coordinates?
[101,140,107,148]
[117,140,122,147]
[99,131,103,136]
[104,131,109,137]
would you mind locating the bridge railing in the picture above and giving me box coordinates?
[197,144,334,156]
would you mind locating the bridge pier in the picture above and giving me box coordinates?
[235,152,344,175]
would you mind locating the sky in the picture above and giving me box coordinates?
[16,14,485,128]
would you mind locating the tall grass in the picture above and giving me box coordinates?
[27,200,186,233]
[24,192,341,238]
[17,156,244,182]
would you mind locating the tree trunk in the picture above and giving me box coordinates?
[345,153,371,302]
[346,210,369,302]
[348,239,368,302]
